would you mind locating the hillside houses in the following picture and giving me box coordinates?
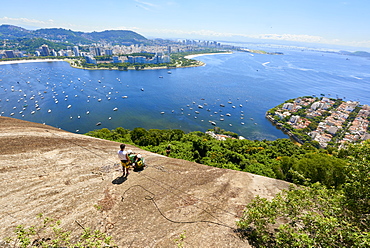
[267,96,370,148]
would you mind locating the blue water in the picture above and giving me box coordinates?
[1,48,370,140]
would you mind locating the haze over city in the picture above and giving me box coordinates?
[1,0,370,49]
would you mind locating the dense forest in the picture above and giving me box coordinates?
[86,127,369,247]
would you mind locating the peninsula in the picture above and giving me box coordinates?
[266,96,370,148]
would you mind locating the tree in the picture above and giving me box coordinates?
[236,183,370,247]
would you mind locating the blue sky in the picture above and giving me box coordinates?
[1,0,369,48]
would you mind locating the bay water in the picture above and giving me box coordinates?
[1,48,370,140]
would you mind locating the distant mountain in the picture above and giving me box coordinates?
[339,50,370,58]
[0,24,33,39]
[0,24,147,45]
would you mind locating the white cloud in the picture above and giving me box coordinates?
[248,34,324,43]
[140,27,325,43]
[134,0,157,11]
[0,16,54,25]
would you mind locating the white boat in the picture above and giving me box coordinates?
[113,107,118,111]
[67,105,72,109]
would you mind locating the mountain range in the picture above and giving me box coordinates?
[0,24,148,45]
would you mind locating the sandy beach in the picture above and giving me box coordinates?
[184,52,233,59]
[0,59,65,65]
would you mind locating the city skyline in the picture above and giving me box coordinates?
[1,0,370,49]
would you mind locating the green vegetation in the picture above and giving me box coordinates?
[87,127,347,188]
[2,38,69,53]
[5,213,115,248]
[0,24,147,45]
[174,230,187,248]
[86,127,369,247]
[236,142,370,247]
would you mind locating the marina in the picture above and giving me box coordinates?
[1,49,370,140]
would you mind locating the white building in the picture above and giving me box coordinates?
[73,46,80,57]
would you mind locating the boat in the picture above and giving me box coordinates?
[96,122,102,126]
[160,112,165,114]
[67,105,72,109]
[113,107,118,111]
[167,71,172,74]
[210,121,216,126]
[220,104,225,107]
[198,105,204,109]
[48,109,52,113]
[122,96,128,99]
[141,88,144,91]
[159,76,163,78]
[226,113,231,116]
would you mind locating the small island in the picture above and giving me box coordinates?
[266,96,370,148]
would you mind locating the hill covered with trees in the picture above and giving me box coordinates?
[0,24,147,45]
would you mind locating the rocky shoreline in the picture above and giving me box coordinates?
[265,113,304,145]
